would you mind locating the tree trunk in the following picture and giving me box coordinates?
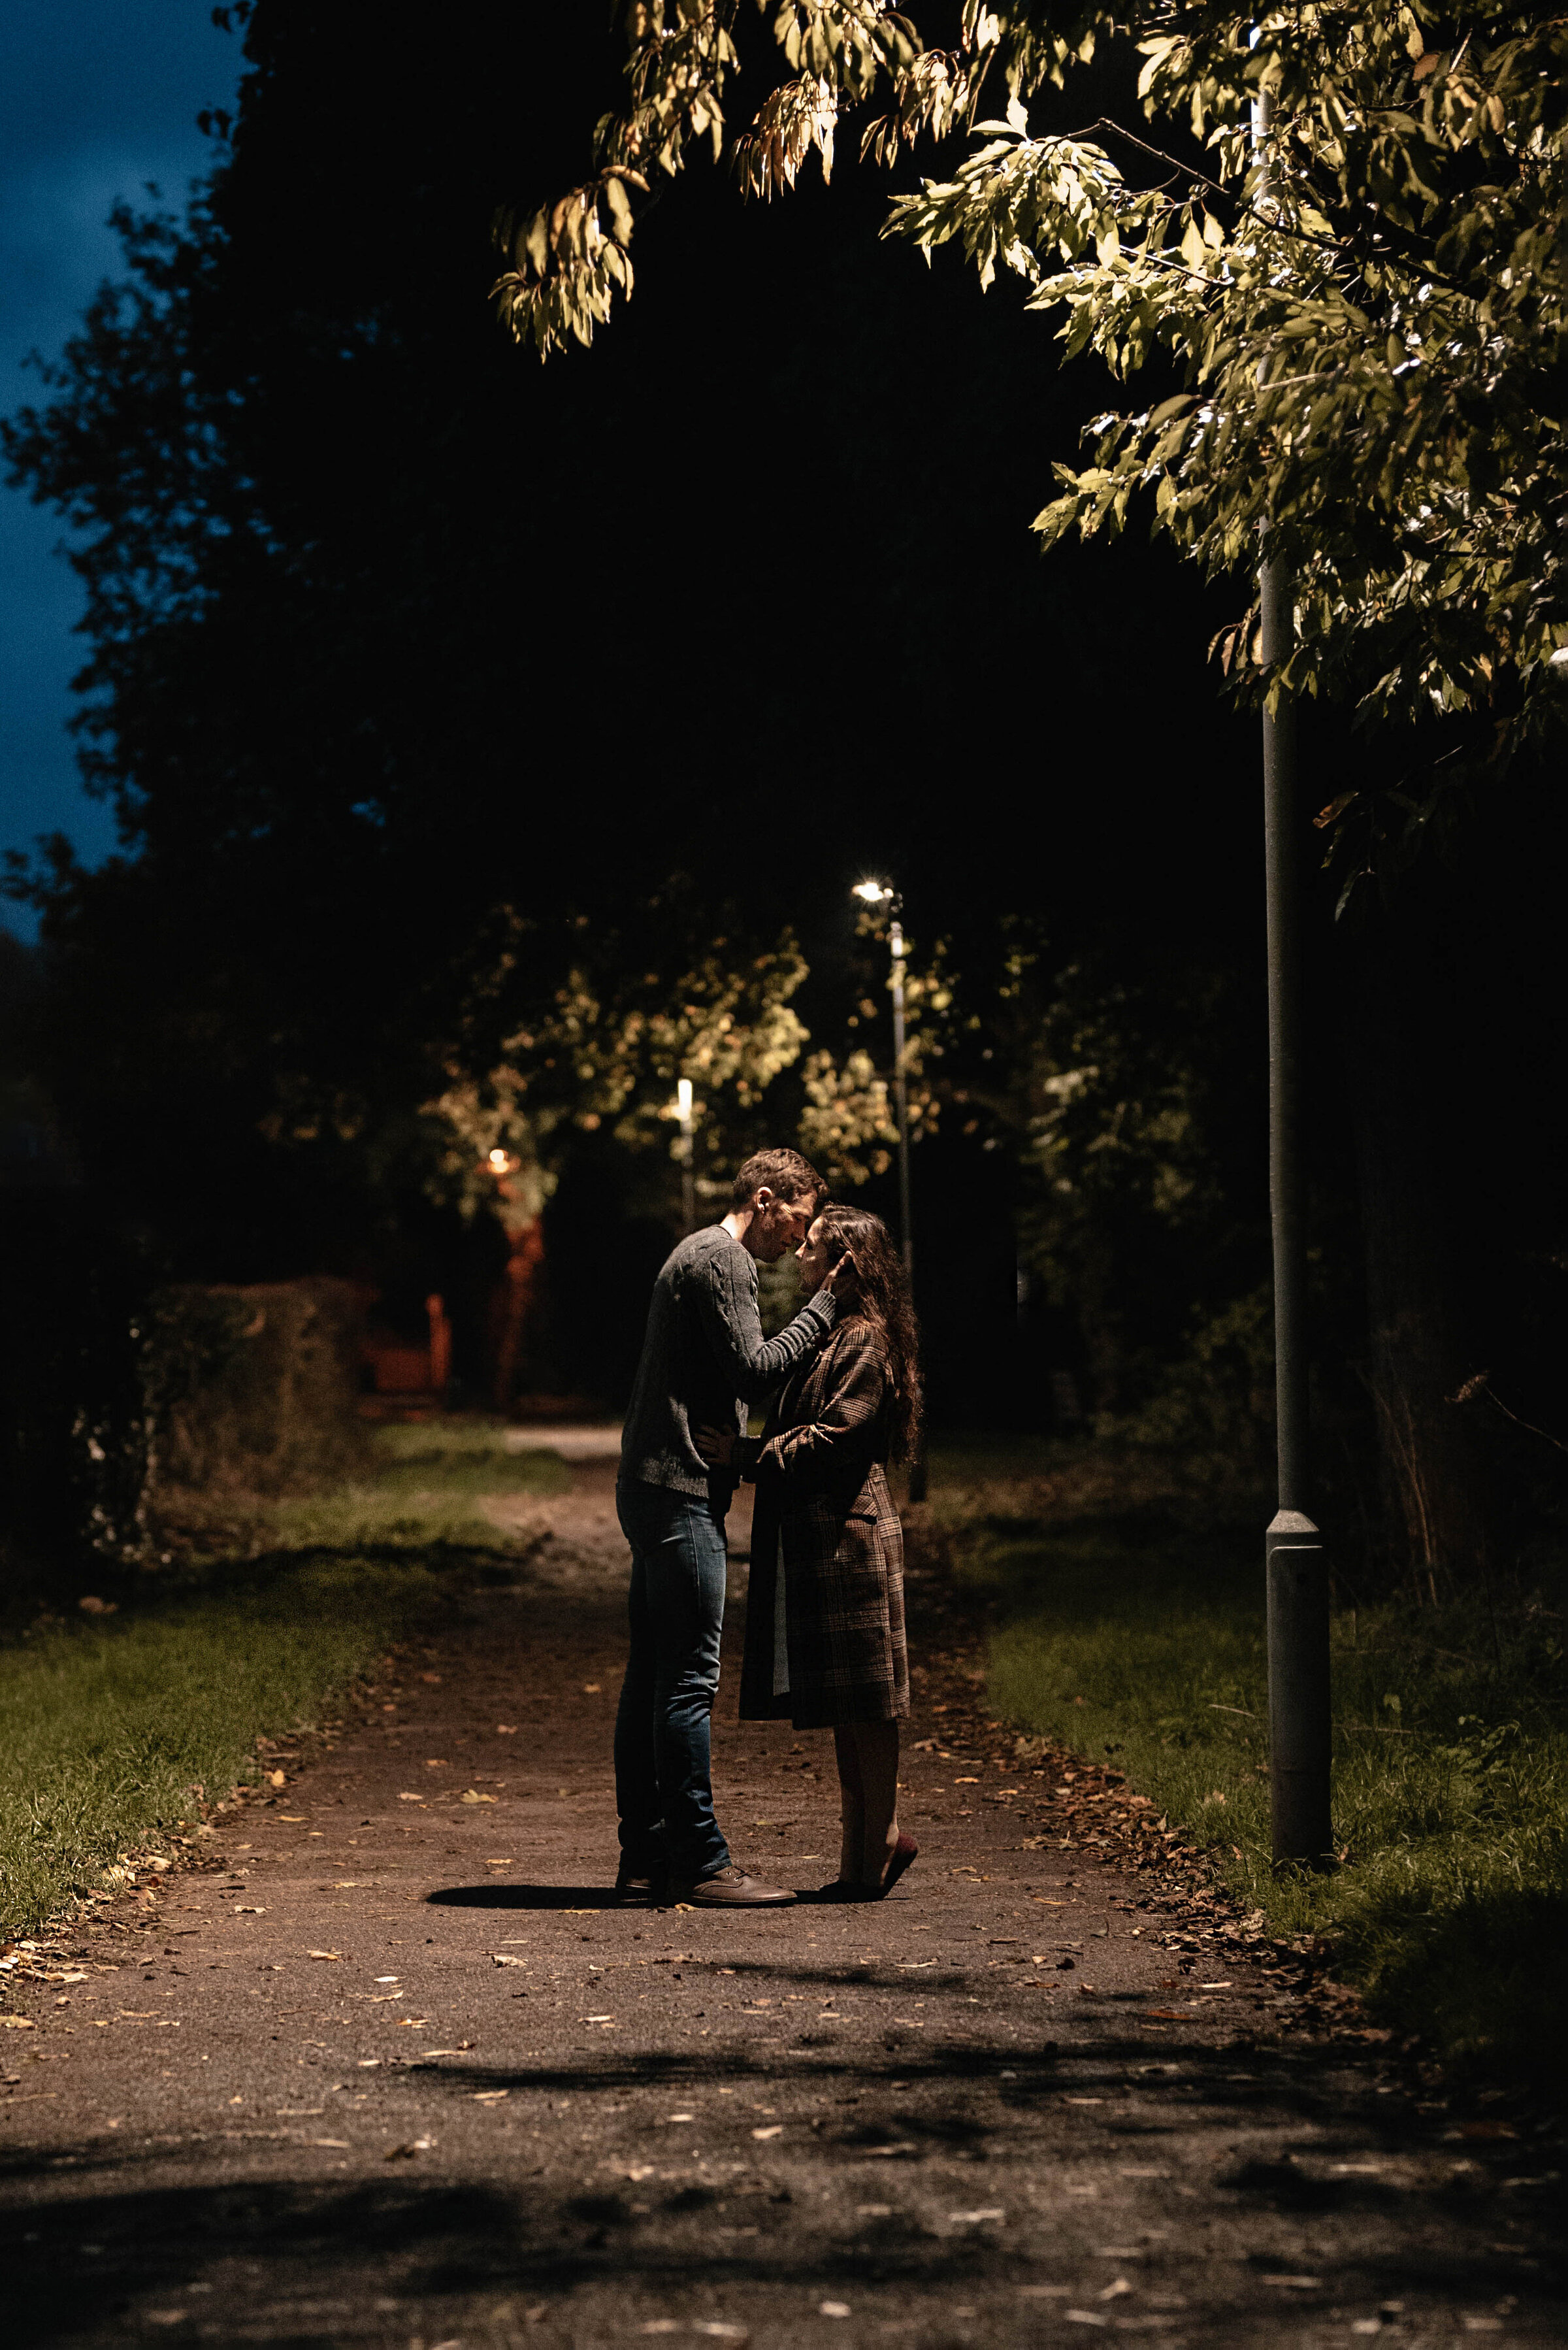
[490,1216,546,1415]
[1339,925,1492,1595]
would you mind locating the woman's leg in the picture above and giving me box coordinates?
[846,1721,900,1885]
[833,1725,865,1882]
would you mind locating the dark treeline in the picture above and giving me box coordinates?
[2,5,1561,1597]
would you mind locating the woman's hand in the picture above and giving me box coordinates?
[823,1246,858,1298]
[694,1423,736,1467]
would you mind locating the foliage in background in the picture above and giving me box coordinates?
[930,1441,1568,2090]
[828,910,1262,1423]
[423,900,813,1236]
[519,0,1567,891]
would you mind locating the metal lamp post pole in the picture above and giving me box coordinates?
[1256,74,1331,1868]
[889,917,927,1503]
[677,1078,696,1234]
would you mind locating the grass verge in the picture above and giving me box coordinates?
[928,1438,1568,2094]
[1,1425,566,1934]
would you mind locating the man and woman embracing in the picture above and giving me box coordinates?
[614,1148,921,1908]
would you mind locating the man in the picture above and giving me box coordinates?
[615,1147,835,1906]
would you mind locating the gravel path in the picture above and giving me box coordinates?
[2,1460,1561,2348]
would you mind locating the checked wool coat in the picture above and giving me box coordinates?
[738,1314,909,1730]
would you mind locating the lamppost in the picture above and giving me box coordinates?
[852,880,926,1502]
[1255,68,1331,1869]
[676,1077,696,1234]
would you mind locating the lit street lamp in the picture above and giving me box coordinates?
[676,1076,696,1234]
[853,879,925,1502]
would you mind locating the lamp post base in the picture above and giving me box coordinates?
[1266,1509,1333,1869]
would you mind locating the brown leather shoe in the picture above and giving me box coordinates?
[670,1864,795,1907]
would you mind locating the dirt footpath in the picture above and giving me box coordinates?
[2,1457,1561,2349]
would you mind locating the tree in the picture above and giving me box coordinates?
[508,0,1567,874]
[423,899,812,1406]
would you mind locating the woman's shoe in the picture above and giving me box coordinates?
[880,1832,919,1897]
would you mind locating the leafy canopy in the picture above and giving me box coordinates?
[500,1,1568,884]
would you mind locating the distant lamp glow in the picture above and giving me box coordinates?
[487,1148,513,1173]
[853,879,893,905]
[675,1078,696,1233]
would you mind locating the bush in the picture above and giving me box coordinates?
[148,1278,370,1497]
[1,1219,370,1599]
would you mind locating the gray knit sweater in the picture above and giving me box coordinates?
[619,1224,837,1497]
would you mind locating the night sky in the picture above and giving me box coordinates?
[1,1,241,939]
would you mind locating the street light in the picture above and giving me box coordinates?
[853,879,925,1502]
[676,1077,696,1233]
[1255,69,1331,1870]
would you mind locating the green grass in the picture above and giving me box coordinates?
[272,1424,570,1551]
[931,1446,1568,2092]
[0,1425,571,1934]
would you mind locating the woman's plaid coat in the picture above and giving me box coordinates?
[738,1314,909,1730]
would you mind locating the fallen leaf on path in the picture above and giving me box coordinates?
[397,1794,426,1804]
[266,1770,286,1788]
[420,1672,442,1684]
[492,1955,529,1968]
[417,2046,471,2057]
[582,1683,602,1695]
[820,2306,851,2321]
[949,2208,1005,2224]
[384,2138,434,2158]
[496,1725,518,1734]
[232,1906,266,1915]
[461,1790,497,1805]
[278,1815,306,1823]
[1,2017,35,2030]
[1098,2279,1132,2301]
[311,2137,350,2148]
[485,1859,515,1868]
[752,2125,783,2140]
[472,2089,508,2102]
[856,2143,919,2159]
[308,1951,344,1962]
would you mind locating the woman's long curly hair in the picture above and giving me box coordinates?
[815,1204,923,1463]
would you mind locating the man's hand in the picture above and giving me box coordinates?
[694,1423,736,1467]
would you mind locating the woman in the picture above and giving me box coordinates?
[697,1204,921,1900]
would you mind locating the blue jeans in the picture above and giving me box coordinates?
[614,1481,732,1886]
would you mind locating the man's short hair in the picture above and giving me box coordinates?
[731,1148,826,1210]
